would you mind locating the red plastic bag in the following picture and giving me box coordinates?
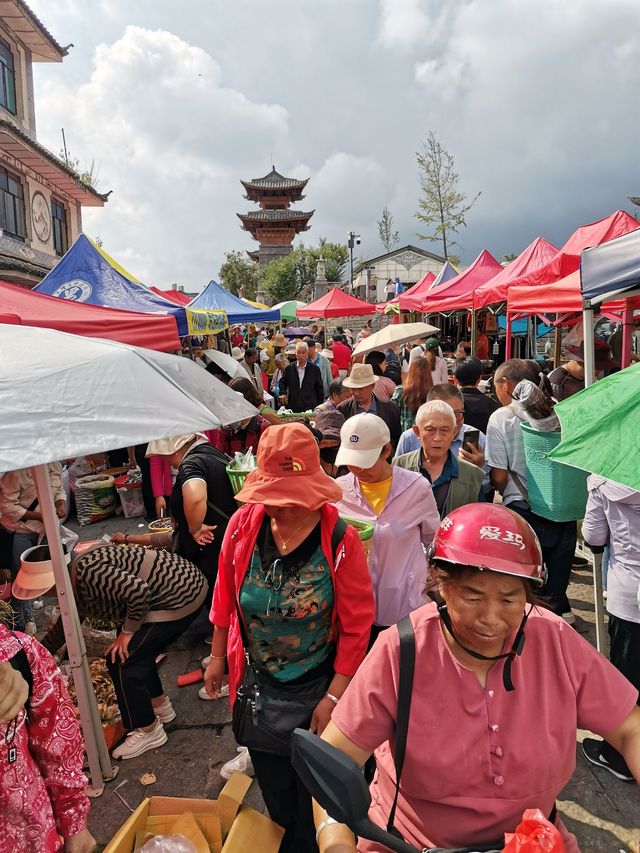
[502,809,565,852]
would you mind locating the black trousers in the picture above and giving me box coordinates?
[600,614,640,767]
[249,749,318,853]
[509,503,577,615]
[106,612,197,730]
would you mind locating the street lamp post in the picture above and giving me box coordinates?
[347,231,360,293]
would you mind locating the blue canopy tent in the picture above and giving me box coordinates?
[580,226,640,382]
[189,280,280,324]
[35,235,225,337]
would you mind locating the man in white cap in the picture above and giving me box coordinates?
[337,363,401,450]
[307,340,332,398]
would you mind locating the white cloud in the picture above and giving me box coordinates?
[27,0,640,285]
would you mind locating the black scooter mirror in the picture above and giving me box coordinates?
[291,728,371,824]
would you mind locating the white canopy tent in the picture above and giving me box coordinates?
[0,325,257,793]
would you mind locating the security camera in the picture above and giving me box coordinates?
[356,238,361,245]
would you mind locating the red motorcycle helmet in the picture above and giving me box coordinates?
[430,504,545,586]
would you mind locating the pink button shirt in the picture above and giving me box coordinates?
[332,602,637,852]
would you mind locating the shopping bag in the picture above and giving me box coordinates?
[502,809,565,852]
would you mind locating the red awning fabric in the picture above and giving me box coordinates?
[297,287,376,319]
[504,210,640,293]
[0,280,180,351]
[508,270,640,315]
[151,287,192,306]
[418,251,503,312]
[469,237,559,311]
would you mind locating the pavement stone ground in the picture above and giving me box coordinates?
[46,510,639,851]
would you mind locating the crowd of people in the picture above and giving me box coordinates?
[0,316,638,853]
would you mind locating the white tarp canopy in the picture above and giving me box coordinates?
[0,325,256,471]
[0,325,257,793]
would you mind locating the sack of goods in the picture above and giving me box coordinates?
[74,474,116,526]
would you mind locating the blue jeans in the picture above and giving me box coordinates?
[11,530,38,630]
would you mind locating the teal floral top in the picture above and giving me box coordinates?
[239,519,334,681]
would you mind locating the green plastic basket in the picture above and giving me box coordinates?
[226,465,254,496]
[521,423,588,522]
[340,516,375,562]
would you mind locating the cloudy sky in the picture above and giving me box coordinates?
[30,0,640,291]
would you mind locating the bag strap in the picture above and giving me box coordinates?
[206,500,231,521]
[509,469,529,504]
[386,615,415,838]
[9,632,33,715]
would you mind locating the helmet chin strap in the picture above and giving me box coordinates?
[437,603,533,692]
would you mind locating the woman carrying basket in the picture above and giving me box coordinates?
[204,424,374,852]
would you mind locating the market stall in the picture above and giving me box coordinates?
[0,324,257,795]
[0,278,180,351]
[188,279,280,323]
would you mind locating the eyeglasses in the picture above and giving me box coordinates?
[452,409,465,417]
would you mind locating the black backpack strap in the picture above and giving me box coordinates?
[386,615,415,837]
[331,517,348,566]
[9,632,33,715]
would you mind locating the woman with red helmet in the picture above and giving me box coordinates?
[310,504,640,853]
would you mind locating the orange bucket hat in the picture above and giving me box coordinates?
[235,423,342,508]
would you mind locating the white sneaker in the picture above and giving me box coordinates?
[112,721,167,760]
[32,600,44,610]
[24,621,37,636]
[201,655,211,668]
[198,683,229,701]
[220,746,254,780]
[153,696,176,724]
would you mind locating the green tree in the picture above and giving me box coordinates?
[218,250,260,301]
[261,240,348,302]
[415,131,480,261]
[501,252,517,264]
[377,206,399,253]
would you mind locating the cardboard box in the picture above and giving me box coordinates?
[104,773,283,853]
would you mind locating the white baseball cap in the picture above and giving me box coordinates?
[335,414,391,469]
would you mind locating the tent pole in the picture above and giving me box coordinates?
[620,306,634,369]
[470,309,477,356]
[591,551,606,654]
[553,318,562,368]
[32,465,116,796]
[582,305,596,387]
[505,312,513,360]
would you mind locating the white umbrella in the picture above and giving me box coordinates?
[202,348,246,380]
[0,325,257,794]
[352,321,440,357]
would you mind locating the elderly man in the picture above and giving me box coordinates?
[278,341,324,412]
[307,339,333,398]
[393,400,483,518]
[337,363,401,449]
[238,346,263,394]
[485,358,577,621]
[315,378,351,413]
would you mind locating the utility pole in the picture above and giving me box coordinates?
[347,231,360,293]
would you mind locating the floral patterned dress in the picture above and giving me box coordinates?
[0,627,89,852]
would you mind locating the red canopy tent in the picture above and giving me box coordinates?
[504,210,640,293]
[297,287,376,318]
[508,269,640,316]
[0,279,180,351]
[417,250,503,312]
[151,287,192,306]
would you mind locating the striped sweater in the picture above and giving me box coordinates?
[72,544,206,633]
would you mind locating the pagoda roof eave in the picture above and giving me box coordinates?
[237,210,314,224]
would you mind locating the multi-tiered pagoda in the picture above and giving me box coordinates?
[238,167,313,265]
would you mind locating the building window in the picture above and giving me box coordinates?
[0,38,16,115]
[51,199,68,255]
[0,166,26,240]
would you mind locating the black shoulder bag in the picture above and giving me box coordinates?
[231,519,346,756]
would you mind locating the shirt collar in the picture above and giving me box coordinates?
[356,394,378,414]
[420,448,459,487]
